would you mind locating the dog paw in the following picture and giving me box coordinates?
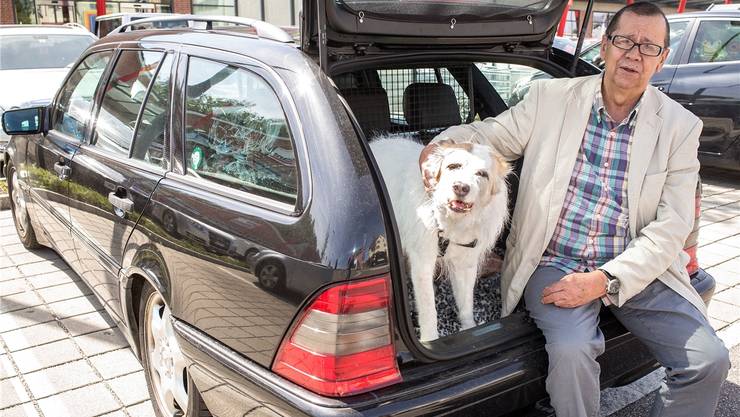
[419,327,439,342]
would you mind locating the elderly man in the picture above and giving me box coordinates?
[420,3,729,416]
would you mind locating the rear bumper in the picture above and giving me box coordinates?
[173,317,551,417]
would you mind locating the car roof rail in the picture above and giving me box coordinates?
[109,14,294,43]
[63,22,88,30]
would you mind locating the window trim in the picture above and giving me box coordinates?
[177,49,311,216]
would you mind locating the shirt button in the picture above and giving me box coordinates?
[604,162,610,167]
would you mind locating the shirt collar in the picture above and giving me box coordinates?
[594,79,643,128]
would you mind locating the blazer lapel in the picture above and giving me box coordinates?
[542,76,601,249]
[627,87,663,237]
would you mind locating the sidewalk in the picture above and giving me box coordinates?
[1,168,739,417]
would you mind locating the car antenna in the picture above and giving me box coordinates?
[571,0,596,76]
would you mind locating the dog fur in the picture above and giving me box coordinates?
[370,136,510,342]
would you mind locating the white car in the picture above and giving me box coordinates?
[0,23,96,175]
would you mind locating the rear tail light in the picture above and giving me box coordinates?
[272,276,402,397]
[684,186,702,276]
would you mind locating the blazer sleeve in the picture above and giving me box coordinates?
[430,80,541,161]
[600,118,703,307]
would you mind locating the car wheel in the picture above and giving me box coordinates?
[257,261,285,291]
[162,210,180,238]
[8,163,40,249]
[139,285,210,417]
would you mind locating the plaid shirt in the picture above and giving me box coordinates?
[539,86,641,274]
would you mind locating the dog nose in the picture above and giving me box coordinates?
[453,182,470,197]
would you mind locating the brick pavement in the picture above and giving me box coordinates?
[0,168,738,417]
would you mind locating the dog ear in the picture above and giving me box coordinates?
[423,140,454,192]
[490,151,511,195]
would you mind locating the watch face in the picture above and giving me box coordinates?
[608,279,620,294]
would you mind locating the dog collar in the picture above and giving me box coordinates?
[437,231,478,257]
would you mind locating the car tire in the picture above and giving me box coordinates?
[162,210,180,238]
[7,163,40,249]
[138,284,210,417]
[256,260,285,291]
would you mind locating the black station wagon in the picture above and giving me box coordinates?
[2,1,716,416]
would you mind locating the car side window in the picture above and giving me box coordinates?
[689,20,740,64]
[476,63,553,108]
[666,20,690,65]
[52,52,113,141]
[92,50,165,156]
[131,53,174,170]
[184,57,299,206]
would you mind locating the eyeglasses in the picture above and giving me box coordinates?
[608,35,664,57]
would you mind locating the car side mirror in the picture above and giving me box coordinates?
[2,106,48,136]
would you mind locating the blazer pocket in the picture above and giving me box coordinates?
[637,171,668,227]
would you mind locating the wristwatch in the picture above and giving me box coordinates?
[598,268,621,295]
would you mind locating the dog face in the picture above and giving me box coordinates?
[428,142,509,216]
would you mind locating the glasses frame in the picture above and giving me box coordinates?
[607,34,665,57]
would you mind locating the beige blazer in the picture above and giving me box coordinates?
[435,74,706,317]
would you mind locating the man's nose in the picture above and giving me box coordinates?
[453,182,470,197]
[625,44,642,60]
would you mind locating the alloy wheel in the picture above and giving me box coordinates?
[144,292,190,417]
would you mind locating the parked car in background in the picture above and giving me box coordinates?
[562,10,740,171]
[95,12,171,37]
[653,10,740,171]
[2,4,716,416]
[0,23,96,176]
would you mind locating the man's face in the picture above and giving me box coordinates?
[600,11,669,95]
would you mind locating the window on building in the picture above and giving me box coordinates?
[191,0,236,16]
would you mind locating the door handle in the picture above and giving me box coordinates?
[108,192,134,216]
[53,162,71,180]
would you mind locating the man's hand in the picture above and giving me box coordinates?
[541,270,608,308]
[419,143,441,191]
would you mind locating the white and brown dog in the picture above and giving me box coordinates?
[370,137,510,342]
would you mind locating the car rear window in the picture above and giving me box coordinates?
[337,0,560,20]
[0,34,94,70]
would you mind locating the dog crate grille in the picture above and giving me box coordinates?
[337,66,474,140]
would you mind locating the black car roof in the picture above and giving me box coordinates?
[90,29,304,71]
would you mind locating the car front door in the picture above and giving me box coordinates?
[25,51,113,263]
[67,48,174,321]
[667,17,740,160]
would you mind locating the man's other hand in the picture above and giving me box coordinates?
[541,270,608,308]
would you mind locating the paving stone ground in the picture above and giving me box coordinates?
[0,167,738,417]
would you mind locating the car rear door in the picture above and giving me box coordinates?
[67,46,175,322]
[25,51,113,261]
[667,16,740,161]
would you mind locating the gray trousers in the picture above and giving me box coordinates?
[524,266,730,417]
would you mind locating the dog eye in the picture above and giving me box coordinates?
[476,170,489,178]
[447,163,462,170]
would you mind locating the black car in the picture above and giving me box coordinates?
[2,3,716,417]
